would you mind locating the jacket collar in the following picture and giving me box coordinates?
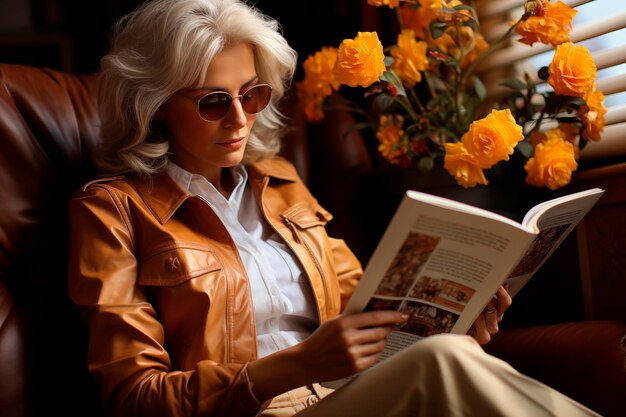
[135,157,299,224]
[245,157,300,183]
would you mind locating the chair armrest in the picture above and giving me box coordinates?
[484,320,626,417]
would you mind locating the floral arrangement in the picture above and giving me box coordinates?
[296,0,607,190]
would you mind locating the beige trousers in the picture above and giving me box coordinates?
[260,334,600,417]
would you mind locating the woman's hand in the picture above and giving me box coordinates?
[247,310,408,401]
[296,310,409,382]
[467,285,512,345]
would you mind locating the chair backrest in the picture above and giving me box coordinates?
[0,63,104,417]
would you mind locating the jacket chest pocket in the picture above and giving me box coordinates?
[138,244,226,355]
[280,201,333,241]
[139,244,222,286]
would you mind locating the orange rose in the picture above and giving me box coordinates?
[524,136,577,190]
[580,89,607,142]
[444,142,488,188]
[391,29,429,87]
[301,47,339,96]
[461,109,524,168]
[548,42,596,98]
[532,127,580,159]
[296,80,325,123]
[297,47,340,123]
[368,0,400,8]
[515,1,577,47]
[556,124,580,159]
[334,32,386,88]
[398,0,444,40]
[557,122,580,147]
[377,115,406,164]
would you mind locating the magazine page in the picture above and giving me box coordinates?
[343,190,536,357]
[506,188,604,297]
[321,189,604,390]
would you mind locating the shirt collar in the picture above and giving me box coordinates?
[165,162,247,193]
[165,161,248,209]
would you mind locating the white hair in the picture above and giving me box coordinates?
[95,0,297,175]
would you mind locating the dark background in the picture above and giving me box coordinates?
[0,0,398,79]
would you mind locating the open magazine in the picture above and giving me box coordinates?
[322,187,604,389]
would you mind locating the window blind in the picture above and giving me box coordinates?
[476,0,626,161]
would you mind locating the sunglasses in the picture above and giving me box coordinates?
[180,83,272,122]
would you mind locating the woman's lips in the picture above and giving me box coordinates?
[217,137,245,150]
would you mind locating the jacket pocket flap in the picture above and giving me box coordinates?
[139,245,222,286]
[281,202,333,229]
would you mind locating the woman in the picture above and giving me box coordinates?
[67,1,599,416]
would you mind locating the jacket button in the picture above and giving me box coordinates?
[167,256,180,271]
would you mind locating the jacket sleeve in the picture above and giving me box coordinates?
[328,237,363,312]
[67,184,262,417]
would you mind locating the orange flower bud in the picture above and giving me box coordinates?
[524,0,548,16]
[516,1,576,47]
[580,89,607,142]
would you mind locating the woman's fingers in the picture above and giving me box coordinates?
[468,314,490,345]
[495,284,512,321]
[300,310,408,375]
[483,296,499,334]
[469,284,514,344]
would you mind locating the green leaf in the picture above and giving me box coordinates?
[373,93,396,113]
[430,21,448,39]
[416,156,435,173]
[500,78,527,90]
[439,7,457,13]
[567,97,587,107]
[353,121,372,131]
[472,76,486,101]
[380,70,407,96]
[516,140,534,158]
[525,73,536,91]
[463,19,479,33]
[555,116,581,124]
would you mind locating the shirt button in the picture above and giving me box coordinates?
[270,286,280,296]
[269,317,278,328]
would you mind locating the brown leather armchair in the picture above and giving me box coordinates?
[0,64,103,417]
[1,63,625,417]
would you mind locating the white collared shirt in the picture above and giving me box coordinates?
[166,162,318,357]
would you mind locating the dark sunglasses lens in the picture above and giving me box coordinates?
[241,85,272,114]
[196,85,272,121]
[198,93,232,121]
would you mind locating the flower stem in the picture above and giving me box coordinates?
[461,16,525,86]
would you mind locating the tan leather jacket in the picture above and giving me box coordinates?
[67,156,362,417]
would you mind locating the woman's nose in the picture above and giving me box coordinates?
[222,96,248,127]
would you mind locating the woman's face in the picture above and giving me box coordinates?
[158,42,261,182]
